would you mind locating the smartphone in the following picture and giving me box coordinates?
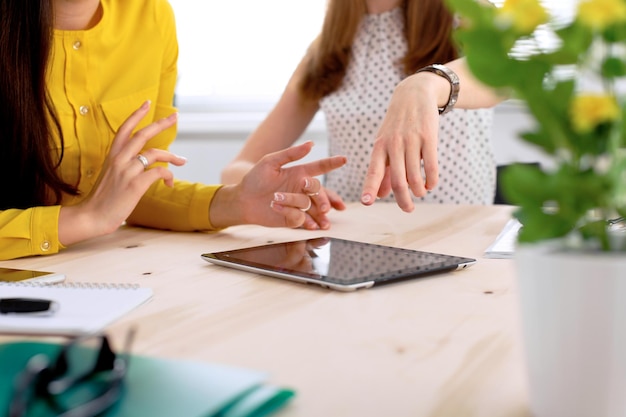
[0,267,66,284]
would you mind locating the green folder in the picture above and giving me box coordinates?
[0,341,294,417]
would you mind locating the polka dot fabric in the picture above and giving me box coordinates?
[319,7,496,205]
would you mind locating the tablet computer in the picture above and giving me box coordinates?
[201,237,476,291]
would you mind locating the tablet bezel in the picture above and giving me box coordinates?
[201,237,476,292]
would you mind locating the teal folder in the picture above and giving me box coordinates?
[0,341,294,417]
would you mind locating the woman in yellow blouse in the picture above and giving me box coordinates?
[0,0,346,260]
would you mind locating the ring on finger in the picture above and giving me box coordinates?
[136,154,149,170]
[300,198,312,212]
[307,191,320,197]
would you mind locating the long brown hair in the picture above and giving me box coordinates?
[0,0,78,211]
[299,0,458,101]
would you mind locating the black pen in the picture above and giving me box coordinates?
[0,298,58,315]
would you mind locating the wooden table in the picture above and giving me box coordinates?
[0,203,529,417]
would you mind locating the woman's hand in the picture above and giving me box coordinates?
[360,73,442,213]
[59,101,186,245]
[360,57,505,212]
[210,141,347,229]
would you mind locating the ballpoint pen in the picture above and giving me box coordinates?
[0,298,58,315]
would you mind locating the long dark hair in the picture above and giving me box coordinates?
[0,0,78,211]
[299,0,458,101]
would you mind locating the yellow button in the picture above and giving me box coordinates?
[40,241,51,251]
[73,41,82,50]
[79,105,89,115]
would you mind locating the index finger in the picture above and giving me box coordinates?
[123,113,178,159]
[112,101,178,159]
[109,100,152,153]
[283,155,348,178]
[360,142,387,205]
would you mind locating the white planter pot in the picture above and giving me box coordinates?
[516,243,626,417]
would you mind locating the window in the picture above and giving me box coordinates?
[169,0,326,112]
[169,0,578,113]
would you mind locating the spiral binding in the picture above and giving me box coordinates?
[0,281,140,289]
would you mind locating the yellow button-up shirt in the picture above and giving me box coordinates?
[0,0,220,260]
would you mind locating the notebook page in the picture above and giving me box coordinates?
[0,283,153,335]
[484,218,522,259]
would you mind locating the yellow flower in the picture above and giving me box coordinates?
[497,0,549,34]
[570,94,620,133]
[577,0,626,29]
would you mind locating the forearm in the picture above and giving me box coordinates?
[402,57,506,112]
[445,57,506,108]
[221,161,256,184]
[221,73,319,185]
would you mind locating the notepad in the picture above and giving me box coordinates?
[484,218,522,259]
[0,282,153,335]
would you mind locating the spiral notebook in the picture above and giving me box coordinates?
[0,282,153,336]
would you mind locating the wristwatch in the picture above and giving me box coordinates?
[414,64,460,115]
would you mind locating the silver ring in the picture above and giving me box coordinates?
[136,154,149,170]
[300,198,312,212]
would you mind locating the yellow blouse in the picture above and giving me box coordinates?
[0,0,220,260]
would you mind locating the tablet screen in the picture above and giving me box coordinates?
[202,237,475,290]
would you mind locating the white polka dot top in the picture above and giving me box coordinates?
[319,7,496,205]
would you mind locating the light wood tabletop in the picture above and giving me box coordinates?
[0,202,529,417]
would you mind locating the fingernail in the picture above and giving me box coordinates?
[141,100,151,109]
[320,203,329,213]
[361,194,372,204]
[274,192,285,202]
[177,155,187,162]
[166,112,178,121]
[303,178,311,189]
[305,220,319,230]
[270,201,283,211]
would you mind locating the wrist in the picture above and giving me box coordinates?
[209,184,245,229]
[414,64,460,115]
[58,205,106,246]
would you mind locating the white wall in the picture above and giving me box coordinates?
[170,100,549,185]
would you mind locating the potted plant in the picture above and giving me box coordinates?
[445,0,626,416]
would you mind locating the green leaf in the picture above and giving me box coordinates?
[554,22,594,59]
[603,22,626,43]
[518,131,557,155]
[500,164,554,208]
[620,107,626,148]
[579,220,611,251]
[602,57,626,78]
[516,210,578,243]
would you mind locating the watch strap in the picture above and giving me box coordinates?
[414,64,460,115]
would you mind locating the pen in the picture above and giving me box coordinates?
[0,298,58,315]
